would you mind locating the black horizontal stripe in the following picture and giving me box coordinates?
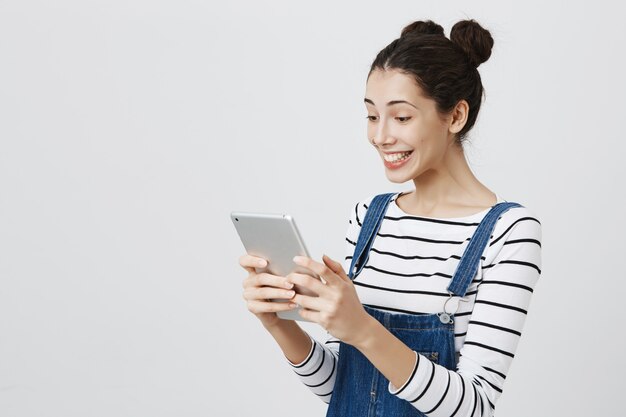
[290,340,316,368]
[474,299,527,314]
[368,246,484,262]
[468,320,522,336]
[423,371,450,414]
[377,232,468,245]
[464,341,515,358]
[490,216,540,246]
[479,280,534,293]
[346,247,485,263]
[355,203,362,226]
[394,351,420,396]
[410,360,435,403]
[455,332,467,337]
[385,215,481,227]
[471,383,480,417]
[354,280,478,298]
[324,340,340,345]
[450,376,466,417]
[363,304,428,316]
[362,264,453,279]
[372,249,456,262]
[315,390,333,397]
[499,259,541,274]
[483,366,506,379]
[476,374,502,393]
[303,353,336,388]
[355,280,449,296]
[483,259,541,274]
[294,347,325,377]
[504,238,541,248]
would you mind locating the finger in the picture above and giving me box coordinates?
[247,299,298,314]
[297,306,321,324]
[287,272,330,297]
[292,293,327,312]
[239,254,268,272]
[244,287,296,302]
[244,272,294,290]
[322,254,352,282]
[293,256,342,287]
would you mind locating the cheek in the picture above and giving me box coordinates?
[415,122,447,151]
[412,136,442,162]
[408,132,426,149]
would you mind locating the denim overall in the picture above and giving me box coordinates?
[326,193,522,417]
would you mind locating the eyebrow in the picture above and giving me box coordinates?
[364,98,418,109]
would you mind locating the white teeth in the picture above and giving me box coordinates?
[383,151,412,162]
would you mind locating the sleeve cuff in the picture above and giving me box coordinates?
[286,333,316,368]
[388,350,419,395]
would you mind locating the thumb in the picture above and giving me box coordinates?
[322,254,351,282]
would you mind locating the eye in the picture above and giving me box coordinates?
[366,115,378,122]
[396,116,411,122]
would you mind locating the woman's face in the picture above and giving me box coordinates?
[364,69,456,184]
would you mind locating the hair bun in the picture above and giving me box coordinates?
[400,20,445,38]
[449,19,494,68]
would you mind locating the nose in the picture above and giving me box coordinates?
[371,120,396,148]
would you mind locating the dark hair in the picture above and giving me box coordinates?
[368,19,494,145]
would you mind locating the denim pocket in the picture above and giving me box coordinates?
[418,351,440,364]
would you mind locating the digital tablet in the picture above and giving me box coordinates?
[230,211,322,321]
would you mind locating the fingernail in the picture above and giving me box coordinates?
[258,259,267,267]
[285,282,294,289]
[293,256,302,263]
[286,290,295,297]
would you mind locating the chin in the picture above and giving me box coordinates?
[385,172,414,184]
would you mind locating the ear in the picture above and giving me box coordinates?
[448,99,469,135]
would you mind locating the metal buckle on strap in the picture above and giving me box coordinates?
[438,292,469,324]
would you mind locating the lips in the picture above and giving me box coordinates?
[382,151,413,162]
[383,150,413,169]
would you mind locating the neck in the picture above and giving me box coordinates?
[405,141,492,213]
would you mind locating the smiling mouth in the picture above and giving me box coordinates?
[382,151,413,163]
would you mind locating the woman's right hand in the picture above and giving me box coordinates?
[239,254,298,329]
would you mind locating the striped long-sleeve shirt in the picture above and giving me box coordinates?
[286,191,542,417]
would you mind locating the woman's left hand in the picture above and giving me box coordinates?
[287,254,373,346]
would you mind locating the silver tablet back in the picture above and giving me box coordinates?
[230,211,316,321]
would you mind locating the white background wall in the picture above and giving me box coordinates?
[1,1,624,416]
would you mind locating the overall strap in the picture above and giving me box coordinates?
[446,202,523,297]
[348,193,396,280]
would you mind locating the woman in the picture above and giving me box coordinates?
[239,19,542,417]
